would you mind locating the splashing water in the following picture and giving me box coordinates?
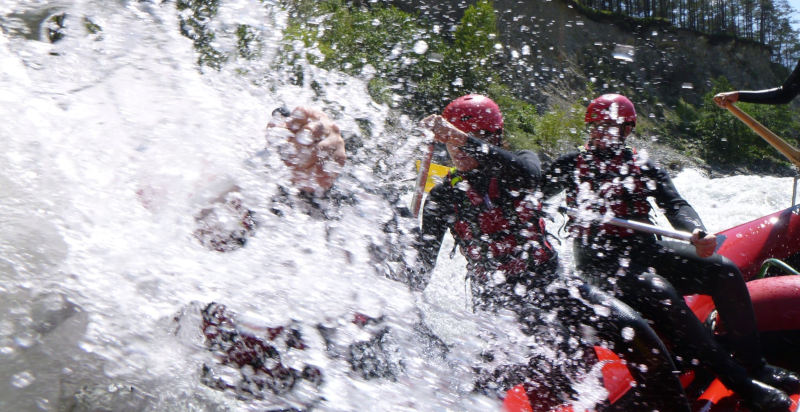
[1,1,798,411]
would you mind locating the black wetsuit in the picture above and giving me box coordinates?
[413,137,689,410]
[542,146,767,390]
[737,59,800,104]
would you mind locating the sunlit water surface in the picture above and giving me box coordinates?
[1,1,798,411]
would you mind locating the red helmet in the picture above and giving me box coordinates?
[443,94,504,134]
[585,94,636,126]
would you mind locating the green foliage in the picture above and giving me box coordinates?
[282,0,513,116]
[530,103,586,155]
[453,0,497,61]
[283,0,449,114]
[489,84,584,155]
[46,13,66,43]
[236,25,262,60]
[569,0,671,33]
[176,0,225,70]
[84,17,102,36]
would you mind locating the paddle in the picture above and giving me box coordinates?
[411,142,435,218]
[722,103,800,168]
[558,206,708,244]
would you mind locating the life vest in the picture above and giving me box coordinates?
[447,170,555,281]
[566,147,652,237]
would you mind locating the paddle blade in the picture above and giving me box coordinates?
[414,160,450,193]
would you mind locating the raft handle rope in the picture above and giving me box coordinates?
[757,258,800,279]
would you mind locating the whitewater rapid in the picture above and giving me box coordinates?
[1,1,798,411]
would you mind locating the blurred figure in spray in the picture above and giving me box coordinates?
[541,93,798,411]
[410,94,689,410]
[185,106,414,407]
[267,106,346,196]
[193,106,346,252]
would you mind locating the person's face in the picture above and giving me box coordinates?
[588,121,629,150]
[446,142,479,171]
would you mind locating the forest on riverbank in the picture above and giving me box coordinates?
[572,0,800,68]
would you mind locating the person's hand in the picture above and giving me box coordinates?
[690,229,717,258]
[420,114,468,146]
[713,91,739,108]
[268,106,346,194]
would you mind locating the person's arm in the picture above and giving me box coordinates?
[648,161,704,232]
[268,106,347,196]
[647,161,717,257]
[539,153,578,199]
[714,59,800,106]
[461,136,541,187]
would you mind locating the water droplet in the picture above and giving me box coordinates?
[412,40,428,55]
[14,331,37,348]
[295,130,313,146]
[621,326,635,341]
[612,44,634,62]
[428,53,443,63]
[11,371,35,388]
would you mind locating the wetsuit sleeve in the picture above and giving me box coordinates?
[737,59,800,105]
[404,183,454,292]
[646,160,707,233]
[461,136,541,187]
[539,153,578,199]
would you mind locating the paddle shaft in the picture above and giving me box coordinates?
[411,142,435,218]
[558,206,695,242]
[724,103,800,168]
